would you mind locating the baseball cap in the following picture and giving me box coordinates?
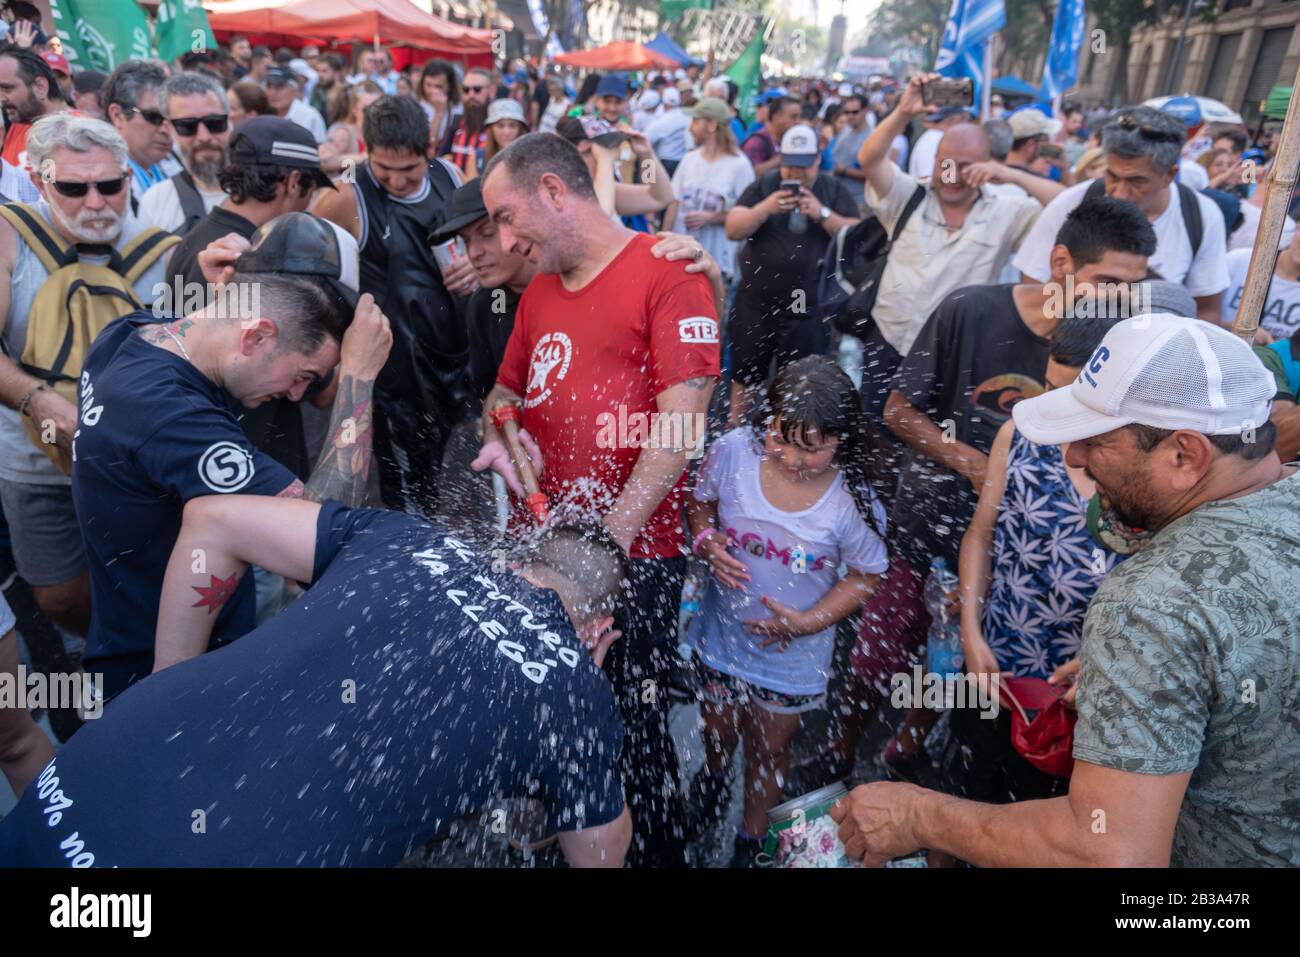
[779,124,820,167]
[837,83,855,97]
[227,116,334,190]
[264,66,297,86]
[661,87,681,108]
[430,177,487,242]
[594,73,629,100]
[638,90,661,111]
[237,212,360,321]
[1013,314,1275,444]
[288,58,316,84]
[1009,108,1061,139]
[691,96,731,124]
[485,98,526,126]
[556,114,628,148]
[1161,95,1202,128]
[41,51,71,77]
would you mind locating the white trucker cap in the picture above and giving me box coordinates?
[1013,314,1275,444]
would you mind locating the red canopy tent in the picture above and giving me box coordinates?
[204,0,495,67]
[552,41,680,72]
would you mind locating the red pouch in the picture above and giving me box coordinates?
[1000,676,1077,779]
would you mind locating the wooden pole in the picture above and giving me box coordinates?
[1231,65,1300,344]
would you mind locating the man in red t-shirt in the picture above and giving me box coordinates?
[0,47,70,202]
[477,131,720,867]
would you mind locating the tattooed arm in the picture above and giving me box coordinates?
[154,496,323,673]
[604,376,715,552]
[282,294,393,505]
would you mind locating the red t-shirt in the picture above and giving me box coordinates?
[497,232,720,559]
[2,122,31,166]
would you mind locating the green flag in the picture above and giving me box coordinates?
[49,0,152,73]
[155,0,216,64]
[725,23,765,128]
[660,0,712,22]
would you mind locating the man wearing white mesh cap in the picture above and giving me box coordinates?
[832,314,1300,867]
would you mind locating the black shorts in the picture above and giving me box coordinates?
[729,292,830,387]
[936,702,1068,804]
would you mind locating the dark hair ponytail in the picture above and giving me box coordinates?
[749,356,892,539]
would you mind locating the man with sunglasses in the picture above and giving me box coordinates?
[1013,105,1229,326]
[0,114,175,645]
[264,65,326,145]
[0,45,69,205]
[104,59,181,212]
[445,67,495,176]
[830,93,873,212]
[136,71,231,236]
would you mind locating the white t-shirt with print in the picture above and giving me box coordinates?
[670,149,756,280]
[1012,180,1230,297]
[688,429,889,696]
[1223,247,1300,337]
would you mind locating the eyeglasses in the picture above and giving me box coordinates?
[124,106,166,126]
[169,114,230,136]
[463,85,488,94]
[841,108,861,115]
[1109,112,1182,145]
[50,175,128,198]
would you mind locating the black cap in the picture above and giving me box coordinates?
[556,114,628,149]
[236,212,360,319]
[228,116,334,190]
[264,66,296,86]
[430,178,487,243]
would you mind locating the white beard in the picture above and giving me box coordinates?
[49,199,123,244]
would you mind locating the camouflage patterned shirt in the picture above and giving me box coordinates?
[1073,469,1300,867]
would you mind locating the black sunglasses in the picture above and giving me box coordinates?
[50,175,128,198]
[169,114,230,136]
[1110,112,1182,144]
[125,106,166,126]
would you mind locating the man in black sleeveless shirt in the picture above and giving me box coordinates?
[313,96,476,515]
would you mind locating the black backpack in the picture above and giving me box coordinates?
[819,183,925,340]
[1084,177,1202,259]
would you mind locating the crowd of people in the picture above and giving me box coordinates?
[0,17,1296,870]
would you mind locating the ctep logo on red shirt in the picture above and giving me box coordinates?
[497,233,720,559]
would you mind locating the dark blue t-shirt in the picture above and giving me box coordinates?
[71,312,295,686]
[0,503,625,866]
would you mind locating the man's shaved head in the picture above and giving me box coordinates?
[932,122,991,206]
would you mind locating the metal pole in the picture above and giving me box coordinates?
[1232,63,1300,344]
[1163,0,1195,95]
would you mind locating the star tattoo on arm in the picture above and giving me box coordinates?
[191,573,239,614]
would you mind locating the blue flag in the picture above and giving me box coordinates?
[1041,0,1086,100]
[934,0,1006,106]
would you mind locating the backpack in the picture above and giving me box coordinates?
[1084,177,1202,259]
[170,170,208,237]
[0,202,179,474]
[819,184,925,339]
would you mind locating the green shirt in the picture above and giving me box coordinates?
[1074,470,1300,867]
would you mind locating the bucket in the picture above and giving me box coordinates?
[757,781,858,868]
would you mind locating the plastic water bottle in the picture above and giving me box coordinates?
[923,557,963,708]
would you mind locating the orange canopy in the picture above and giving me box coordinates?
[205,0,493,59]
[553,41,681,72]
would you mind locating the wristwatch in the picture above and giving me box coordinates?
[819,205,831,222]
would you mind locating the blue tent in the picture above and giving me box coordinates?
[646,32,705,68]
[992,75,1039,99]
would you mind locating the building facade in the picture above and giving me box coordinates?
[1072,0,1300,126]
